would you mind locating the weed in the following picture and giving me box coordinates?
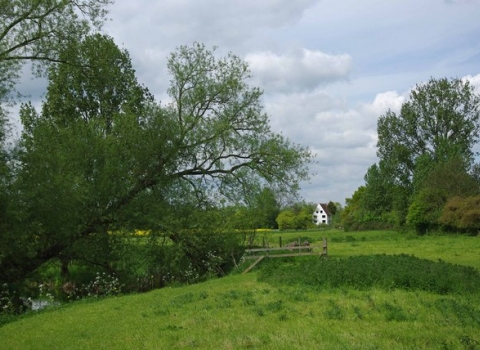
[242,295,256,306]
[65,272,123,301]
[225,289,241,300]
[258,254,480,295]
[352,305,364,320]
[218,299,232,309]
[255,307,265,316]
[382,302,409,322]
[460,335,480,349]
[164,325,184,331]
[170,292,195,307]
[266,300,283,312]
[435,298,480,327]
[153,307,170,316]
[289,289,309,302]
[324,300,345,320]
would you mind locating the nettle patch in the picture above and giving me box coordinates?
[258,254,480,295]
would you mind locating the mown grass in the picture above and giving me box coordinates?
[1,230,480,349]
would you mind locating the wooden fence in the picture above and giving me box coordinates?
[242,238,328,274]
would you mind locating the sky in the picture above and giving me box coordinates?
[14,0,480,206]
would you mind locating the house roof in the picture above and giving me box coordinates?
[319,203,332,216]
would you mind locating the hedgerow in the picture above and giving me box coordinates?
[257,254,480,295]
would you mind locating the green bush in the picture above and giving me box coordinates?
[258,254,480,295]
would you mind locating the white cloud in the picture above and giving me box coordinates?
[246,49,352,93]
[361,91,405,116]
[463,73,480,93]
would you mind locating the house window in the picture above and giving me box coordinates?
[322,215,326,218]
[322,220,326,223]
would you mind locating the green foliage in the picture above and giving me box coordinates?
[276,210,296,230]
[251,188,280,229]
[40,33,153,133]
[440,196,480,233]
[258,254,480,295]
[326,201,337,216]
[348,77,480,229]
[229,187,280,230]
[1,41,312,285]
[406,158,479,234]
[64,272,123,300]
[342,186,395,231]
[362,163,393,217]
[276,205,316,230]
[377,77,480,186]
[0,0,112,102]
[276,201,318,230]
[406,187,447,234]
[0,34,153,283]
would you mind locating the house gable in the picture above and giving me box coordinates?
[312,203,332,225]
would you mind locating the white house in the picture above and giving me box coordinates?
[312,203,332,225]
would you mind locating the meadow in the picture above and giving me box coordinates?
[1,229,479,349]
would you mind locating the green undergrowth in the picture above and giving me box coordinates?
[258,254,480,295]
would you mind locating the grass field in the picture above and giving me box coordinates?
[1,230,479,349]
[257,229,480,270]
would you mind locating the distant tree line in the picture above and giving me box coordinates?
[342,77,480,234]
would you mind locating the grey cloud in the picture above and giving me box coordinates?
[106,0,320,50]
[246,49,352,93]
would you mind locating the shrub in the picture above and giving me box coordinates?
[440,196,480,234]
[63,272,123,300]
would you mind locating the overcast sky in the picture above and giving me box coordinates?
[15,0,480,206]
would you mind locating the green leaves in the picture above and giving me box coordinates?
[1,40,313,284]
[0,0,112,101]
[350,77,480,231]
[166,42,312,200]
[377,77,480,186]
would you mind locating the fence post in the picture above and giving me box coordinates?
[322,237,328,258]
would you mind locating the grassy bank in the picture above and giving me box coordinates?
[1,230,479,349]
[1,274,479,349]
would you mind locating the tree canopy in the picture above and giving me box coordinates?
[0,40,313,283]
[344,77,480,232]
[0,0,112,103]
[377,77,480,187]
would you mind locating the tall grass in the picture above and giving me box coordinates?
[1,274,479,349]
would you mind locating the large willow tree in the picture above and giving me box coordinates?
[0,40,312,283]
